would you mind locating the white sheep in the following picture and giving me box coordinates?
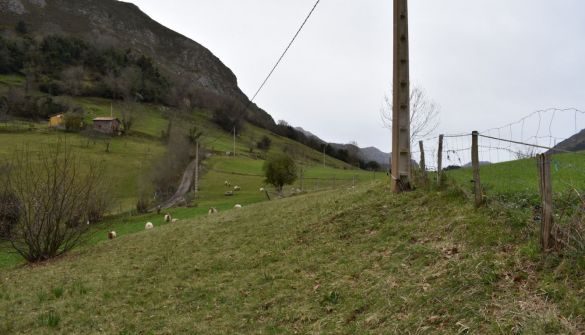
[108,231,117,239]
[145,222,154,230]
[164,213,172,222]
[233,185,241,191]
[234,204,243,209]
[172,218,179,223]
[208,207,218,215]
[259,187,265,192]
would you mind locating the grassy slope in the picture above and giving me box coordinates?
[447,152,585,199]
[0,76,365,211]
[0,75,382,268]
[0,184,583,334]
[0,131,165,209]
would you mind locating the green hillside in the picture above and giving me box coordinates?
[0,74,371,207]
[0,184,583,334]
[0,74,384,268]
[447,152,585,201]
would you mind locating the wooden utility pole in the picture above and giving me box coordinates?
[300,166,304,192]
[419,140,427,183]
[471,131,483,207]
[391,0,412,192]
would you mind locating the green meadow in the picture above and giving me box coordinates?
[447,152,585,201]
[1,184,584,334]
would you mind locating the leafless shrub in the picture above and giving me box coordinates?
[0,140,111,263]
[515,147,538,160]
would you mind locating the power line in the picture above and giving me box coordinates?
[250,0,322,102]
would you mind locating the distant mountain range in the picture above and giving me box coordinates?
[295,127,390,166]
[550,129,585,153]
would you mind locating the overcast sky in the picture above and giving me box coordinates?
[125,0,585,152]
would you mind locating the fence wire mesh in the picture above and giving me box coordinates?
[412,108,585,251]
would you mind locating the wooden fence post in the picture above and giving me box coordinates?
[471,131,483,207]
[419,140,427,183]
[537,153,554,251]
[300,167,304,192]
[437,135,444,186]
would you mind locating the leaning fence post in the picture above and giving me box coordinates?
[437,135,444,186]
[537,153,554,251]
[471,131,483,207]
[419,140,427,183]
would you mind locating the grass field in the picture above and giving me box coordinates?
[447,152,585,201]
[0,154,384,270]
[0,82,383,271]
[0,131,165,209]
[0,78,365,211]
[0,184,583,334]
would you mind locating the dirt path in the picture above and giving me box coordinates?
[157,157,198,210]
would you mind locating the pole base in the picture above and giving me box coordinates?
[392,175,412,193]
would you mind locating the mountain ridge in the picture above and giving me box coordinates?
[0,0,276,127]
[550,129,585,153]
[295,127,390,166]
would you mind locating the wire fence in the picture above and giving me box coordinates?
[412,108,585,252]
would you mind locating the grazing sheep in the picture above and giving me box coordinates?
[172,218,179,223]
[233,185,241,192]
[145,222,154,230]
[259,187,265,192]
[234,204,243,209]
[224,191,234,196]
[108,231,117,239]
[208,207,218,215]
[164,213,172,222]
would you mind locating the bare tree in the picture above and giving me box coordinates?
[381,85,440,147]
[0,140,111,263]
[120,101,141,134]
[104,71,124,100]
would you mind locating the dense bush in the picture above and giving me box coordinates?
[136,197,150,214]
[212,109,243,134]
[63,108,85,132]
[0,35,169,103]
[257,136,272,151]
[364,161,381,171]
[263,154,298,194]
[3,89,68,121]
